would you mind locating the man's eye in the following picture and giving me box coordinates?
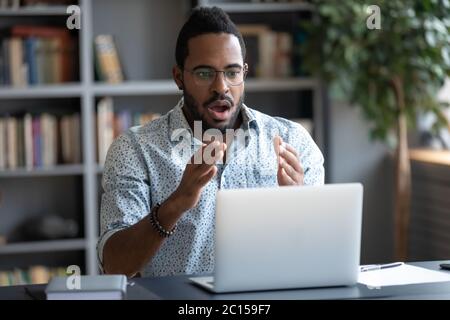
[225,71,239,78]
[196,71,214,79]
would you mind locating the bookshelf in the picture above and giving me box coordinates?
[0,0,327,282]
[0,163,84,177]
[0,238,86,255]
[0,6,70,16]
[0,84,82,98]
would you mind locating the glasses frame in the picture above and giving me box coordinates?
[183,64,248,87]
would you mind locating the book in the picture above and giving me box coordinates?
[9,37,25,86]
[60,113,81,164]
[45,275,127,300]
[0,118,6,170]
[94,35,124,83]
[6,116,18,169]
[274,32,293,77]
[24,113,34,169]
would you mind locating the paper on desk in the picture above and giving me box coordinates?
[358,264,450,287]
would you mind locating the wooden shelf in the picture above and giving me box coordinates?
[409,149,450,166]
[0,84,82,99]
[0,239,86,255]
[0,164,84,177]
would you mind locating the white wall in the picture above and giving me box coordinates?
[328,99,395,264]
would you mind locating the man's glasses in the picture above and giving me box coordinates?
[183,65,248,87]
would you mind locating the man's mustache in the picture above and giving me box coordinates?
[203,94,234,108]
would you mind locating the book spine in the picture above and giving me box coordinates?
[24,113,34,169]
[6,116,18,169]
[25,37,38,85]
[0,118,5,170]
[9,37,24,87]
[95,35,124,83]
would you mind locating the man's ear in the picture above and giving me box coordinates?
[172,66,184,90]
[244,63,249,73]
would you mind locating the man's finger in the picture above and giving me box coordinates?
[277,166,296,185]
[282,142,299,158]
[279,144,303,174]
[279,157,301,183]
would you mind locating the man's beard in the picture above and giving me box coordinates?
[183,90,245,134]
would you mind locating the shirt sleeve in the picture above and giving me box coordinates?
[299,127,325,186]
[96,132,151,272]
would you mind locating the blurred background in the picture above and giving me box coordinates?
[0,0,449,286]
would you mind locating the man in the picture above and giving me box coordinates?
[98,7,324,277]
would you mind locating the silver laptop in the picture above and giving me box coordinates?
[190,183,363,293]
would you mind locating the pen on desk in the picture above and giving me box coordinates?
[360,262,404,272]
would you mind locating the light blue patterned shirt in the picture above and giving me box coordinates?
[97,98,324,277]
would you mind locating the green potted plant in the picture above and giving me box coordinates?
[303,0,450,260]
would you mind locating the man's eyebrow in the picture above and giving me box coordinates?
[225,64,243,69]
[192,64,243,70]
[192,65,214,70]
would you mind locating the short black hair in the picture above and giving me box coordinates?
[175,6,246,68]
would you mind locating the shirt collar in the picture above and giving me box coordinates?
[240,103,259,131]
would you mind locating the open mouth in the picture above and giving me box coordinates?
[206,100,232,121]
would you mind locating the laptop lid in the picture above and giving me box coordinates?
[212,183,363,293]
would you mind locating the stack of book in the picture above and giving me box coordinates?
[0,112,81,170]
[0,265,67,286]
[0,25,77,86]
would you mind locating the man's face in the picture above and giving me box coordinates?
[174,33,246,133]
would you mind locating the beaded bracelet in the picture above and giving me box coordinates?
[149,203,177,238]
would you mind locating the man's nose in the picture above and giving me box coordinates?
[210,72,230,95]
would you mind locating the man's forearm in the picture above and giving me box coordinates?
[102,194,185,276]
